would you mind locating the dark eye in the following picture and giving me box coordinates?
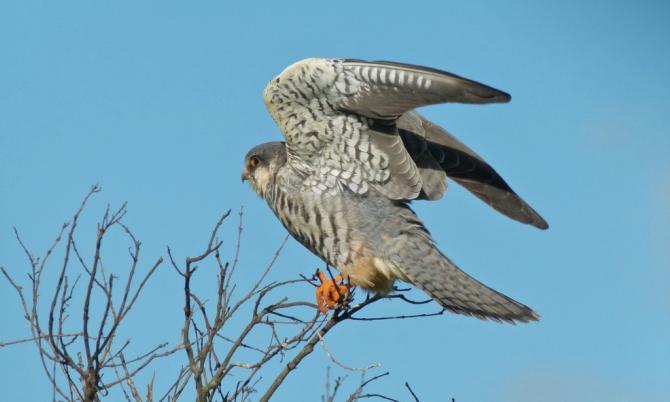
[248,155,260,168]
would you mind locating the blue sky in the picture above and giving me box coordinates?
[1,1,669,401]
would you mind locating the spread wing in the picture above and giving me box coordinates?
[397,111,548,229]
[263,58,547,228]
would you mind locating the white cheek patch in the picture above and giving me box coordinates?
[252,167,272,196]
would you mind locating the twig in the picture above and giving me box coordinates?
[347,309,446,321]
[259,294,386,402]
[405,382,420,402]
[5,190,451,402]
[317,331,380,372]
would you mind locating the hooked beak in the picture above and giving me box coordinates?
[241,168,249,183]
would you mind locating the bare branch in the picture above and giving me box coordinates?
[317,331,380,372]
[405,382,421,402]
[3,186,175,402]
[5,190,445,402]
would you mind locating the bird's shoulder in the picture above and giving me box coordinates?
[263,58,342,111]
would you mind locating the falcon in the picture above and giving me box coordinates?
[242,58,547,323]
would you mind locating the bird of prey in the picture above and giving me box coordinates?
[242,58,547,323]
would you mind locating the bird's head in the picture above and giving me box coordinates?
[242,141,287,197]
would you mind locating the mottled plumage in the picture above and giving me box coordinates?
[243,58,547,323]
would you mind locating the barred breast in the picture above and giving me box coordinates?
[267,185,360,270]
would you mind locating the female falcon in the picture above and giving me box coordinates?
[242,58,547,323]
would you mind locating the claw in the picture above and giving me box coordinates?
[315,270,349,314]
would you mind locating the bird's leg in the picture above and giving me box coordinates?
[315,269,350,314]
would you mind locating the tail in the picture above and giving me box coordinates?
[399,245,539,324]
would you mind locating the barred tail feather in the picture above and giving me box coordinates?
[401,248,539,324]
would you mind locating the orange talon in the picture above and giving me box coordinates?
[315,270,349,314]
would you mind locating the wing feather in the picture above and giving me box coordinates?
[397,112,549,229]
[338,59,510,119]
[263,58,547,226]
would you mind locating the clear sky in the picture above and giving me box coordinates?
[1,1,669,401]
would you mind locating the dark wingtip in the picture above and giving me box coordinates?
[527,210,549,230]
[472,88,511,104]
[533,219,549,230]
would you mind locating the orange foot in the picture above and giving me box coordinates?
[315,270,350,314]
